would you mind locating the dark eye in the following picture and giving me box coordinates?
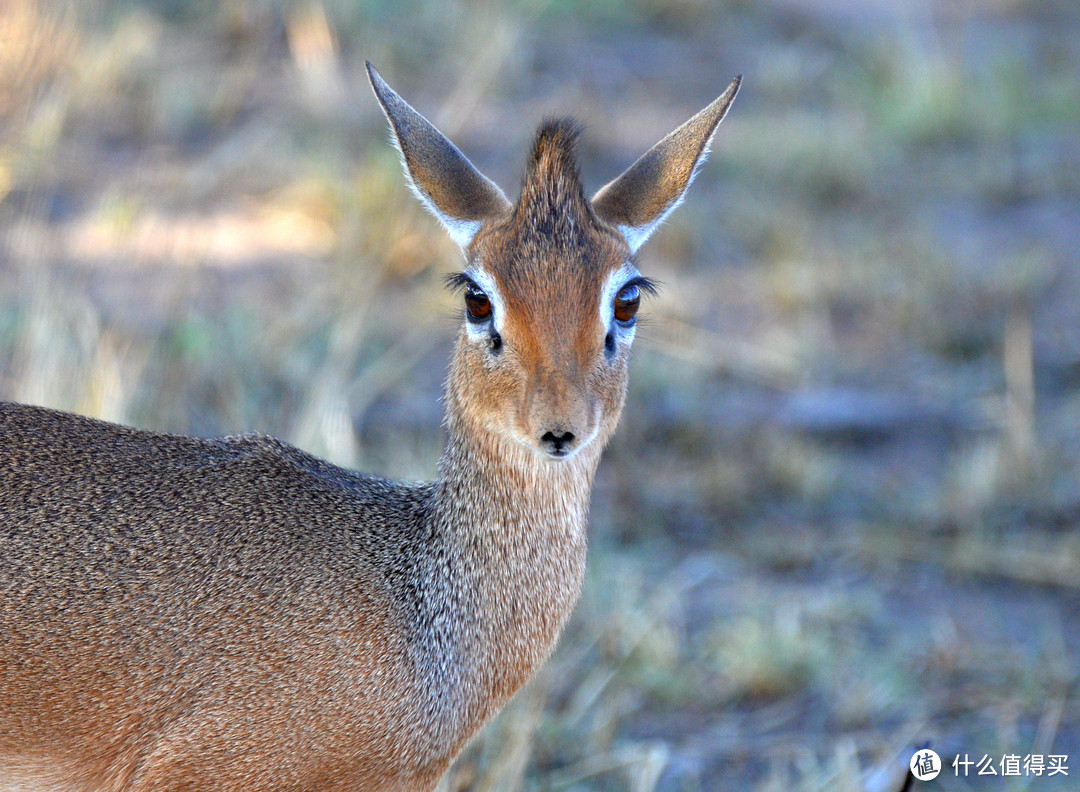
[464,284,492,323]
[613,283,640,325]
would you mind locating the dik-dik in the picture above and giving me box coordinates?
[0,64,739,791]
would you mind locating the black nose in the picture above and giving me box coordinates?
[539,430,576,457]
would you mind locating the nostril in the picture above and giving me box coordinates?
[540,430,576,456]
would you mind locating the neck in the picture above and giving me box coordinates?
[424,415,598,732]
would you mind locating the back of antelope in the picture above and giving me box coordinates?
[0,64,739,791]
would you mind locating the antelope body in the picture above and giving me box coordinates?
[0,64,740,791]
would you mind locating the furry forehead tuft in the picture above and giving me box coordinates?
[511,119,594,244]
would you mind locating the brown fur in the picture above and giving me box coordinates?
[465,120,631,455]
[0,65,739,791]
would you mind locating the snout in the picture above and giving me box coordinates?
[523,371,597,460]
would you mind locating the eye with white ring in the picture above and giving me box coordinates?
[447,271,503,353]
[613,282,641,325]
[603,272,657,357]
[611,275,656,326]
[464,283,492,324]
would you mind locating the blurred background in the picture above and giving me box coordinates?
[2,0,1078,789]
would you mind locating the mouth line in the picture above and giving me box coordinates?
[533,439,580,461]
[505,421,601,463]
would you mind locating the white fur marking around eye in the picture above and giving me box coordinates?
[463,268,505,339]
[601,264,642,345]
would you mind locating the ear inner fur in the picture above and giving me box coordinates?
[366,62,510,246]
[591,75,741,252]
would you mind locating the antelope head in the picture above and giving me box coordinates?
[368,63,740,465]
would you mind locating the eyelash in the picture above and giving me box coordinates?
[620,276,659,297]
[444,272,477,292]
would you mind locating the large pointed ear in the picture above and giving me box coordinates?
[367,62,510,248]
[592,76,741,254]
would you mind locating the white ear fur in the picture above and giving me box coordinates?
[405,192,483,250]
[614,193,688,255]
[592,76,741,254]
[367,63,510,249]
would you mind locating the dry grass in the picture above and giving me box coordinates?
[2,1,1079,790]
